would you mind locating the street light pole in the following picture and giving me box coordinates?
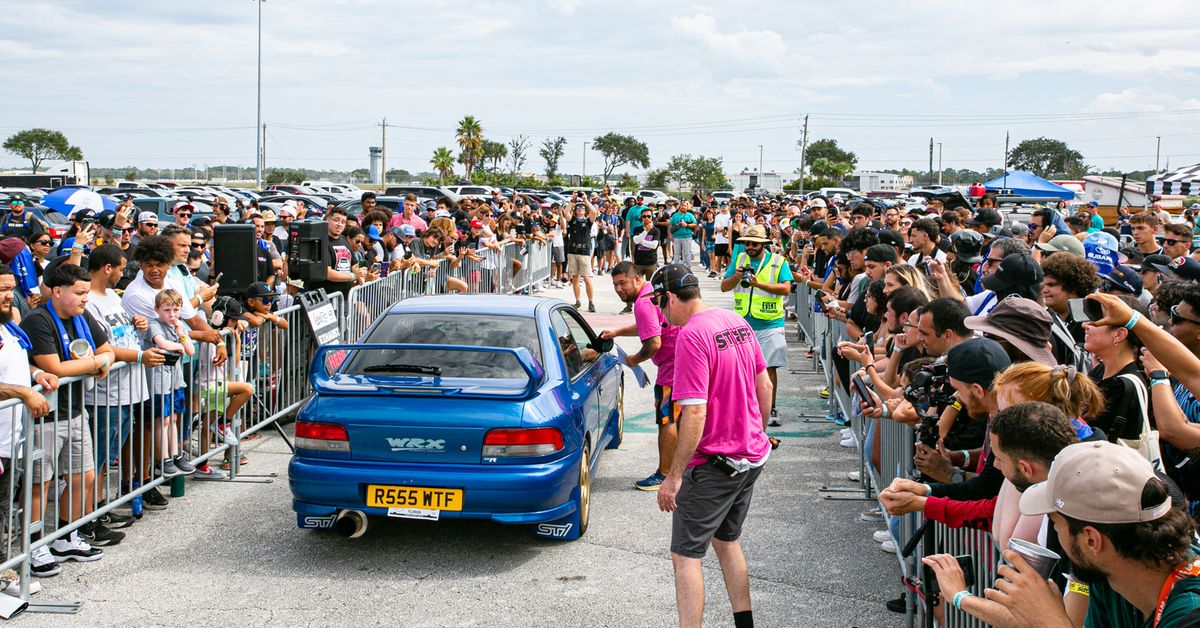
[937,143,943,185]
[582,142,589,182]
[758,145,763,174]
[255,0,264,189]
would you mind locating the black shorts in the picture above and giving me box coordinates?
[715,244,729,257]
[671,463,764,558]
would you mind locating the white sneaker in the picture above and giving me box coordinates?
[840,436,856,448]
[860,507,884,522]
[872,530,891,544]
[28,546,60,578]
[847,471,860,482]
[0,570,40,596]
[49,531,103,563]
[210,423,239,447]
[839,428,852,437]
[880,539,898,554]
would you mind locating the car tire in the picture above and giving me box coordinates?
[606,376,624,450]
[576,440,591,537]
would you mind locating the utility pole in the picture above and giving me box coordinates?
[255,0,264,189]
[758,144,764,175]
[1003,131,1010,190]
[937,143,943,185]
[928,138,934,186]
[381,118,387,187]
[1156,136,1162,172]
[582,142,589,182]
[797,114,809,195]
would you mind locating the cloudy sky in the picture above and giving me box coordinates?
[3,0,1199,178]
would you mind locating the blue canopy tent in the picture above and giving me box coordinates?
[982,170,1075,201]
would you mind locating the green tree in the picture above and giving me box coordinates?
[430,147,456,184]
[804,139,857,173]
[683,155,727,191]
[808,157,854,182]
[265,168,305,185]
[480,140,507,174]
[506,135,530,175]
[125,168,140,181]
[616,173,639,190]
[592,132,650,183]
[645,168,671,190]
[385,168,412,183]
[456,116,484,181]
[1007,137,1086,179]
[350,168,369,181]
[3,128,83,174]
[540,136,567,179]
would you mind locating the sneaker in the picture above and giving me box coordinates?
[573,301,582,309]
[847,471,860,482]
[0,570,40,596]
[161,459,184,479]
[634,470,666,491]
[194,464,227,480]
[29,546,60,578]
[767,408,781,428]
[860,507,884,522]
[143,486,169,510]
[840,436,856,448]
[839,428,852,438]
[707,272,717,278]
[834,414,849,427]
[872,530,892,544]
[805,347,815,358]
[211,423,239,447]
[880,539,898,554]
[587,302,596,313]
[819,387,830,399]
[79,520,125,547]
[173,455,196,475]
[98,510,135,529]
[886,596,908,614]
[619,304,633,315]
[49,531,103,562]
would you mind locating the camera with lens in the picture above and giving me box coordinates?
[738,265,756,288]
[902,357,954,447]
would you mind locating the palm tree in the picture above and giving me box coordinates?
[456,115,484,181]
[430,147,455,184]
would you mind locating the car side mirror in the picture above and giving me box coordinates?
[593,338,614,353]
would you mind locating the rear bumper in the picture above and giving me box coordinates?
[288,448,580,525]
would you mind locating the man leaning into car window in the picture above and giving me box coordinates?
[653,263,772,628]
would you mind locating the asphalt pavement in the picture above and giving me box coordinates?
[24,261,902,627]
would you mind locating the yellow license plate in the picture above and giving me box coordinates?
[365,485,464,511]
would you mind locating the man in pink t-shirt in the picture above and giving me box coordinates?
[599,261,681,491]
[388,195,429,232]
[650,263,772,628]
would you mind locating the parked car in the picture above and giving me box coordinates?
[0,202,71,243]
[383,186,461,205]
[445,185,495,200]
[290,295,623,541]
[336,196,404,218]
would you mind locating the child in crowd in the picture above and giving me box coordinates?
[144,289,195,478]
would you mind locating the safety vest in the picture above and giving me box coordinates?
[732,251,785,321]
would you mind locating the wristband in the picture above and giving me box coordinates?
[1067,580,1090,597]
[923,483,933,496]
[1124,311,1141,330]
[136,350,143,364]
[31,368,43,380]
[1151,378,1170,387]
[961,450,971,466]
[951,590,974,610]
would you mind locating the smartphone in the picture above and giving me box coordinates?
[1068,298,1104,323]
[923,555,976,593]
[814,291,828,313]
[863,331,875,349]
[212,272,223,285]
[852,374,875,408]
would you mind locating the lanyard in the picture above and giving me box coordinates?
[45,304,95,360]
[1153,558,1200,627]
[2,322,31,351]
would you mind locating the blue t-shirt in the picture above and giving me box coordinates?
[724,252,794,330]
[1090,213,1105,230]
[670,212,696,239]
[624,204,646,227]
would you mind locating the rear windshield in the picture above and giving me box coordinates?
[347,314,542,379]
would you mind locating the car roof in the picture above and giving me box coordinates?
[386,294,565,317]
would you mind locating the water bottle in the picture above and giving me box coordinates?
[131,480,144,519]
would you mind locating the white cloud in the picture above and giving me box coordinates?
[670,14,788,73]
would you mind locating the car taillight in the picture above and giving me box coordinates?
[49,227,67,239]
[483,427,563,457]
[295,421,350,452]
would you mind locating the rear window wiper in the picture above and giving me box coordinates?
[362,363,443,375]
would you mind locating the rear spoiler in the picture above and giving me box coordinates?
[310,343,545,399]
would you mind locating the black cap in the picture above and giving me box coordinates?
[649,263,699,296]
[865,243,897,264]
[1153,256,1200,283]
[966,208,1002,226]
[95,210,117,230]
[950,229,985,264]
[1140,254,1172,275]
[1101,265,1144,295]
[982,253,1044,294]
[244,281,276,300]
[809,220,829,235]
[946,337,1012,389]
[877,229,905,249]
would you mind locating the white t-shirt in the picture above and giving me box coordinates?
[965,290,998,316]
[713,213,731,244]
[85,290,150,406]
[551,225,564,248]
[122,272,198,321]
[906,248,947,266]
[0,324,29,458]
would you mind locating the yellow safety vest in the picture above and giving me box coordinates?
[732,251,785,321]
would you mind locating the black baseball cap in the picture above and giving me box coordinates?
[648,263,699,297]
[865,243,897,264]
[982,253,1044,294]
[966,208,1002,227]
[1153,256,1200,282]
[946,337,1012,389]
[877,229,905,249]
[1140,254,1172,275]
[244,281,276,300]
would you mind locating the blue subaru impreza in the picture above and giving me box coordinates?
[289,295,624,541]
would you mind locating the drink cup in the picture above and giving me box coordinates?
[1007,538,1060,580]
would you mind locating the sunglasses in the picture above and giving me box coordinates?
[188,267,201,275]
[1164,238,1187,246]
[191,242,205,248]
[1171,304,1200,326]
[33,239,51,246]
[256,297,276,305]
[177,213,192,218]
